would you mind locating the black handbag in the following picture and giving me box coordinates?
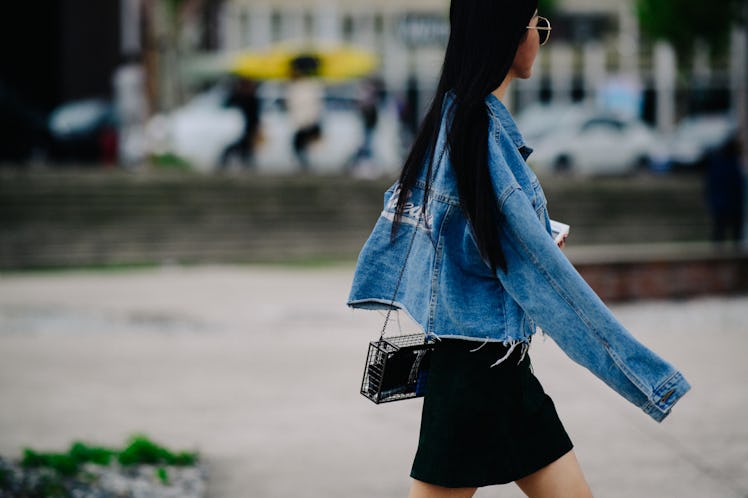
[360,208,435,404]
[361,332,434,403]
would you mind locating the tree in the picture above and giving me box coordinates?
[636,0,743,61]
[145,0,195,110]
[538,0,558,16]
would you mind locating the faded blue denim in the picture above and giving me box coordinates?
[348,91,691,422]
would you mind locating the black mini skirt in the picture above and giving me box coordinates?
[410,338,574,488]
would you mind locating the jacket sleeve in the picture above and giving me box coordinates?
[489,148,691,423]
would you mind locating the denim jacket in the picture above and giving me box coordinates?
[347,91,691,422]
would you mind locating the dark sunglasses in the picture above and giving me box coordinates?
[526,16,552,46]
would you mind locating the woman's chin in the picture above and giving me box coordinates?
[517,68,533,80]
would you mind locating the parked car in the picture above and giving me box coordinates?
[657,114,737,171]
[146,83,244,171]
[515,103,591,146]
[147,80,401,173]
[47,98,118,164]
[519,105,659,175]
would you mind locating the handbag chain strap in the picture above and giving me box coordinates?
[378,208,423,341]
[379,133,445,341]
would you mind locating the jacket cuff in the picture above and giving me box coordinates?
[640,371,692,422]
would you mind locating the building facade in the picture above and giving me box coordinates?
[215,0,739,128]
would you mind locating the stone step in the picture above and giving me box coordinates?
[0,170,715,269]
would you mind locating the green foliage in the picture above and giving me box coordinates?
[22,450,80,477]
[636,0,743,57]
[68,442,115,466]
[164,0,187,17]
[20,435,198,478]
[118,434,198,467]
[538,0,558,16]
[155,466,170,485]
[22,442,117,476]
[149,152,193,171]
[118,436,167,466]
[8,436,197,498]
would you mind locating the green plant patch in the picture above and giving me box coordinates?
[155,466,169,485]
[118,434,197,466]
[149,152,193,171]
[22,450,81,476]
[19,434,198,477]
[69,442,116,466]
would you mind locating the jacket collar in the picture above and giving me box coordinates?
[484,93,530,153]
[443,90,533,159]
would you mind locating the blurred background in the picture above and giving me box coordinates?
[1,1,748,497]
[1,0,747,174]
[0,0,746,270]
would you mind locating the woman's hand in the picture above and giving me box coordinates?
[557,234,568,250]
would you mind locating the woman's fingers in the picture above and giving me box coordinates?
[557,234,568,249]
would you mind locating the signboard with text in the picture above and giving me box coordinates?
[398,13,449,47]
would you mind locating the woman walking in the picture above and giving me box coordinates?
[348,1,691,497]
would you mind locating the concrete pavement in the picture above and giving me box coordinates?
[0,264,746,497]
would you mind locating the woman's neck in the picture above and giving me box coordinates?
[492,74,514,102]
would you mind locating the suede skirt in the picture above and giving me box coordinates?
[410,338,574,488]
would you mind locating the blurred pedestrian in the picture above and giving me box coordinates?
[404,75,420,138]
[705,134,745,244]
[348,2,691,498]
[347,77,381,174]
[395,75,420,154]
[286,58,323,171]
[220,77,260,170]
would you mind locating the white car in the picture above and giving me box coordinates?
[515,103,591,146]
[151,84,244,170]
[661,114,737,170]
[147,81,401,174]
[523,107,659,175]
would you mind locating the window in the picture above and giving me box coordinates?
[271,10,281,41]
[342,14,354,41]
[239,9,249,47]
[303,11,314,38]
[374,13,384,36]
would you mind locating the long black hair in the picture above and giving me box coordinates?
[393,0,538,273]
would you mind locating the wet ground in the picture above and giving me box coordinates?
[0,264,746,497]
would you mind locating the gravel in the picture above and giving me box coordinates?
[0,457,207,498]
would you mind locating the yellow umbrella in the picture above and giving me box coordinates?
[231,42,378,82]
